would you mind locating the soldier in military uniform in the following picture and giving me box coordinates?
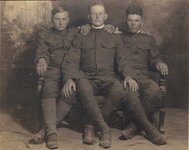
[119,5,168,145]
[61,1,133,148]
[34,6,80,149]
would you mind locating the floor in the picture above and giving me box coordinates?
[0,108,188,150]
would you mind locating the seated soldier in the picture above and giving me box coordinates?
[32,6,86,149]
[61,1,132,148]
[119,5,168,144]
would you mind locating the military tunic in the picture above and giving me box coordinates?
[62,28,127,81]
[35,27,78,99]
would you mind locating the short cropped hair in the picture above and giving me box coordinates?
[88,1,106,12]
[126,5,143,17]
[51,6,68,17]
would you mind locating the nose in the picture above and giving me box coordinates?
[96,14,100,19]
[131,21,135,26]
[59,19,63,25]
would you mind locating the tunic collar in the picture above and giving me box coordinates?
[91,24,105,30]
[51,27,68,36]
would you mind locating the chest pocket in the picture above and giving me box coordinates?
[46,36,63,52]
[46,34,62,45]
[101,41,115,49]
[135,44,148,55]
[81,36,96,50]
[101,40,116,60]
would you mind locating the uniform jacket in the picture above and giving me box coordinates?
[121,32,163,81]
[62,27,128,82]
[35,27,79,67]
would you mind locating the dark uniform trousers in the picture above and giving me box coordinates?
[77,76,126,122]
[138,79,161,120]
[35,27,79,136]
[120,78,162,124]
[121,32,163,122]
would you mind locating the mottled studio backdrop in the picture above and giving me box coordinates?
[0,0,188,132]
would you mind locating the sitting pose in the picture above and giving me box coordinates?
[119,5,168,145]
[33,6,81,149]
[61,1,131,148]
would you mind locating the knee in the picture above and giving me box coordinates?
[77,78,93,95]
[59,94,76,105]
[148,85,161,99]
[124,90,140,101]
[42,80,59,99]
[121,90,141,109]
[110,82,125,98]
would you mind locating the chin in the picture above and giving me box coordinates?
[93,24,100,26]
[93,22,104,27]
[58,28,66,31]
[130,30,137,33]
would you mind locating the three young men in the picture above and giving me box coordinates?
[33,1,168,149]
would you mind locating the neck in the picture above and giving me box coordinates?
[128,29,141,34]
[91,24,105,29]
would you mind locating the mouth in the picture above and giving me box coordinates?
[59,26,65,28]
[130,27,136,29]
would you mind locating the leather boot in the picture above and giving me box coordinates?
[123,95,167,145]
[83,99,111,148]
[42,98,57,136]
[42,98,58,149]
[83,124,95,145]
[93,111,111,149]
[29,128,46,144]
[121,122,138,140]
[46,133,58,149]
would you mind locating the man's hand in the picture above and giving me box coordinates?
[62,79,76,98]
[156,62,168,76]
[36,58,47,76]
[138,28,153,35]
[80,24,91,35]
[104,24,116,33]
[124,76,139,92]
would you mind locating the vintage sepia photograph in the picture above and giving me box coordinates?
[0,0,188,149]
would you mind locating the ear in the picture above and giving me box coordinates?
[105,13,108,20]
[67,17,70,23]
[88,14,90,20]
[51,17,55,26]
[140,19,143,27]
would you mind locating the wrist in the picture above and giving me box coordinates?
[125,76,132,81]
[38,58,46,63]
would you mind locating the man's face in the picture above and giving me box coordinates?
[126,14,142,33]
[89,5,108,27]
[52,12,69,31]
